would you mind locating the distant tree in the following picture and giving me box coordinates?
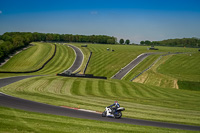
[119,39,124,44]
[107,38,115,44]
[151,38,200,47]
[1,34,12,42]
[125,39,130,45]
[140,41,145,45]
[12,35,24,47]
[144,40,151,45]
[46,34,53,41]
[23,33,33,45]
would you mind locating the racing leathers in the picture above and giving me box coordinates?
[107,102,120,114]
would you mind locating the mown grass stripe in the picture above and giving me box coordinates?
[91,80,100,96]
[85,80,93,95]
[0,43,55,72]
[136,84,160,98]
[113,82,126,97]
[110,82,118,96]
[36,44,75,75]
[1,75,200,125]
[104,81,116,97]
[70,80,81,95]
[118,81,136,97]
[98,80,108,96]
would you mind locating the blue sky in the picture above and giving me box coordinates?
[0,0,200,43]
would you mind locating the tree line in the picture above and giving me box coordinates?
[140,38,200,47]
[119,39,130,45]
[0,32,120,62]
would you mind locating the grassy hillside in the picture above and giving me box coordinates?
[1,76,200,126]
[0,43,200,132]
[0,43,75,77]
[71,44,198,78]
[157,53,200,82]
[0,42,55,72]
[157,52,200,91]
[34,44,76,75]
[73,44,148,78]
[133,52,200,89]
[0,106,188,133]
[123,54,161,81]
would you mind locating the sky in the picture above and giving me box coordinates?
[0,0,200,43]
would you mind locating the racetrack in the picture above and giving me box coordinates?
[67,44,83,72]
[0,76,200,131]
[112,53,154,79]
[0,46,200,131]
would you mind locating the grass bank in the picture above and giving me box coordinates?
[0,106,189,133]
[1,76,200,126]
[0,42,55,72]
[0,43,76,78]
[133,52,200,89]
[71,44,198,79]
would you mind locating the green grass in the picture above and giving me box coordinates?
[0,43,200,132]
[0,43,76,77]
[81,44,148,78]
[0,42,55,72]
[71,44,198,78]
[123,54,161,81]
[178,81,200,91]
[131,52,200,89]
[0,106,189,133]
[131,55,179,88]
[157,52,200,82]
[34,44,75,75]
[1,76,200,126]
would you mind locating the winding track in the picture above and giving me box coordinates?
[0,46,200,131]
[112,53,154,79]
[67,44,83,72]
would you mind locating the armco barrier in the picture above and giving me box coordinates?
[0,44,57,73]
[83,51,92,74]
[57,73,107,80]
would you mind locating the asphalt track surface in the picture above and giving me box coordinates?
[112,53,154,79]
[67,45,83,72]
[0,76,200,131]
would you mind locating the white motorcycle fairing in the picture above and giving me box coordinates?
[102,107,125,119]
[105,107,114,117]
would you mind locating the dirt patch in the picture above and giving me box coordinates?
[133,73,148,83]
[174,80,179,89]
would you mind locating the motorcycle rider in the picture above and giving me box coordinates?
[107,101,120,114]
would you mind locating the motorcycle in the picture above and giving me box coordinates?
[102,106,125,119]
